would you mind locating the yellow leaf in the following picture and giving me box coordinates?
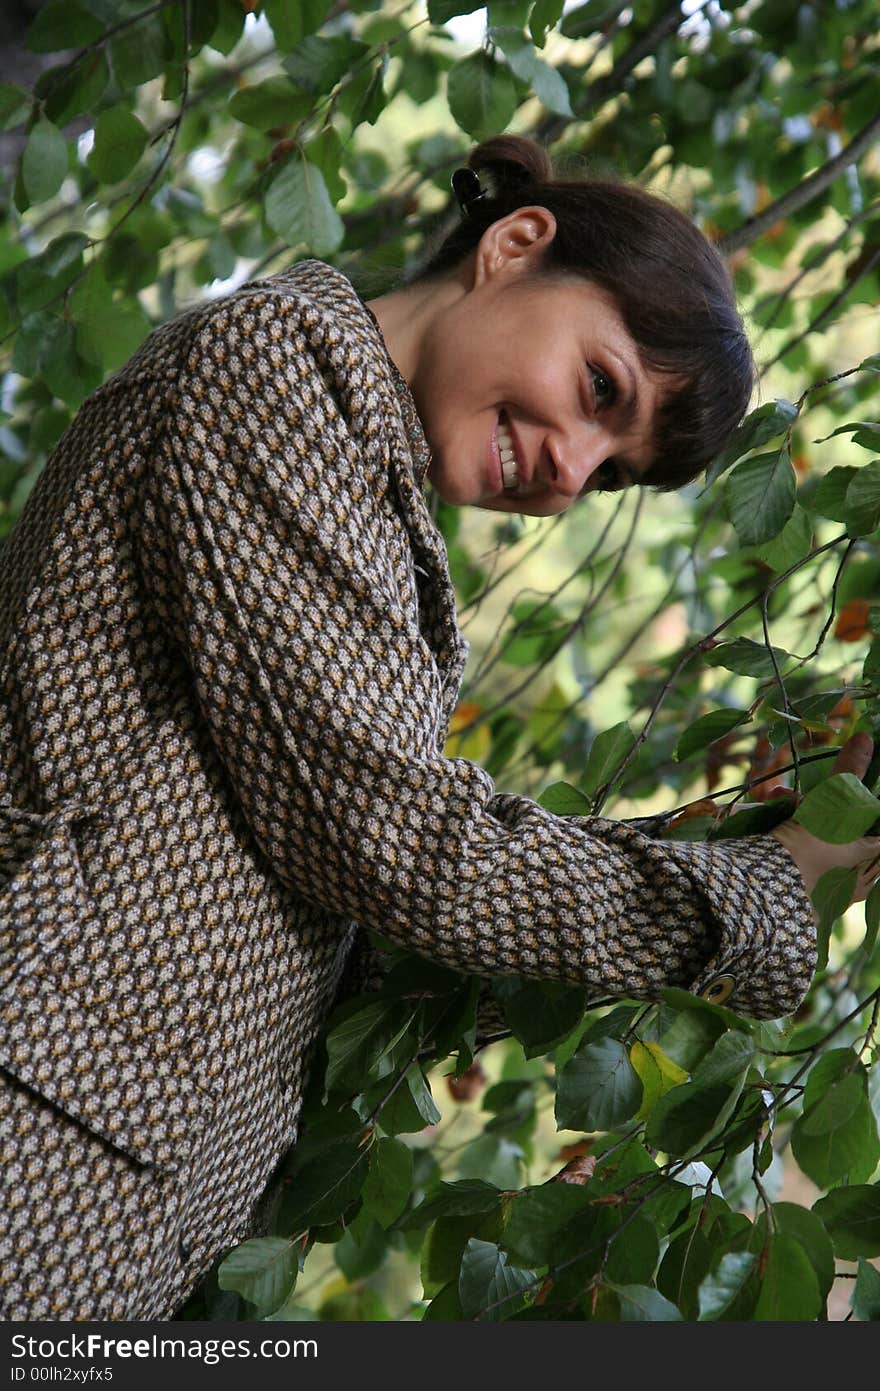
[630,1041,689,1121]
[445,702,491,763]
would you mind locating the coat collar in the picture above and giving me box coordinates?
[269,260,469,715]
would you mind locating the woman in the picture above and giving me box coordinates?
[0,135,875,1321]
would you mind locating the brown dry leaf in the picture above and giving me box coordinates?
[549,1155,597,1186]
[834,599,872,643]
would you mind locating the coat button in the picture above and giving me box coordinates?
[701,974,736,1005]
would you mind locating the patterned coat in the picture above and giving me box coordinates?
[0,259,815,1320]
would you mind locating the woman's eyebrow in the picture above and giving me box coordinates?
[614,356,640,430]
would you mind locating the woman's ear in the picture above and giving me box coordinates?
[472,206,558,285]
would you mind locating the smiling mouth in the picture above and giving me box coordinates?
[498,415,520,491]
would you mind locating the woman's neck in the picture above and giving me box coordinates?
[365,272,465,386]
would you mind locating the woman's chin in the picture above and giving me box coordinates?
[426,469,485,508]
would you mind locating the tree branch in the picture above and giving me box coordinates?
[718,111,880,257]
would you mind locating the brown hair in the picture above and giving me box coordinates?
[414,135,755,491]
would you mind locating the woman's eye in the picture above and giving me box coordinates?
[591,367,615,405]
[595,460,621,492]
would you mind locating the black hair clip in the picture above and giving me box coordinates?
[451,167,489,216]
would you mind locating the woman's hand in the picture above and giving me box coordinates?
[769,731,880,900]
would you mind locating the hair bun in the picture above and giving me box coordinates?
[468,135,553,194]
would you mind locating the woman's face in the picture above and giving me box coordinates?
[409,212,664,518]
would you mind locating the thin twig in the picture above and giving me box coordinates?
[761,247,880,373]
[591,534,849,812]
[719,112,880,256]
[752,200,880,334]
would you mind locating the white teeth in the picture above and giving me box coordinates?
[498,421,519,489]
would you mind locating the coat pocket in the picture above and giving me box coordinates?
[0,798,212,1174]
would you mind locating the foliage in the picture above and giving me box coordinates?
[2,0,880,1322]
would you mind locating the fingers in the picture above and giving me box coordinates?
[831,730,874,780]
[853,845,880,902]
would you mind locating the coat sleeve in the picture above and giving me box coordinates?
[140,286,817,1022]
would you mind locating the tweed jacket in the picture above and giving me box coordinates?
[0,259,816,1319]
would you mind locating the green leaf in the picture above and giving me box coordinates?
[0,83,30,131]
[41,322,102,407]
[217,1237,298,1315]
[707,399,799,484]
[68,267,151,370]
[428,1,487,22]
[14,232,88,316]
[402,1180,502,1231]
[707,799,795,842]
[819,420,880,452]
[487,0,533,23]
[334,1210,389,1282]
[39,48,109,126]
[459,1238,536,1321]
[611,1283,683,1321]
[361,1063,441,1135]
[339,55,388,129]
[807,465,859,522]
[864,882,880,958]
[490,29,573,115]
[447,51,518,141]
[305,128,347,205]
[674,708,750,762]
[754,1203,835,1302]
[702,637,793,678]
[537,780,593,815]
[503,1185,593,1266]
[851,1257,880,1320]
[229,77,313,130]
[264,0,331,51]
[529,58,573,116]
[530,0,566,47]
[422,1280,465,1320]
[21,118,68,206]
[501,599,565,665]
[750,503,813,572]
[794,772,880,843]
[322,998,407,1094]
[792,1050,879,1188]
[697,1251,758,1320]
[726,449,796,546]
[87,107,149,184]
[206,0,247,56]
[11,309,52,376]
[555,1037,643,1133]
[283,35,368,95]
[493,977,585,1057]
[279,1137,370,1232]
[659,988,752,1038]
[813,1186,880,1259]
[581,721,636,796]
[845,460,880,537]
[752,1234,821,1320]
[27,0,104,51]
[421,1206,506,1299]
[657,1226,713,1320]
[645,1030,755,1156]
[109,15,169,89]
[811,866,858,970]
[265,154,344,257]
[865,640,880,686]
[361,1136,413,1228]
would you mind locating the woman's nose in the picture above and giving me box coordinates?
[545,431,611,497]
